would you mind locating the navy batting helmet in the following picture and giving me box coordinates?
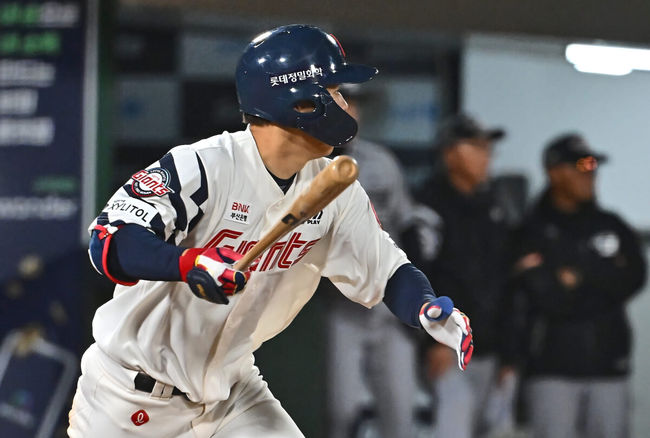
[236,24,378,146]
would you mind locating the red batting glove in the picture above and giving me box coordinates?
[179,247,251,305]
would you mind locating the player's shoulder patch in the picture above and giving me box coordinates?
[130,168,175,197]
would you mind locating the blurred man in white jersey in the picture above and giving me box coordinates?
[68,24,473,438]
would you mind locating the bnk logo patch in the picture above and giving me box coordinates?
[131,168,175,197]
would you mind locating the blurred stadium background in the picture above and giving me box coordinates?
[1,1,649,436]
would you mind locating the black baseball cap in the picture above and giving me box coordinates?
[543,133,608,170]
[435,114,505,149]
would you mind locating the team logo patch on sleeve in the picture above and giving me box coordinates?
[131,168,175,197]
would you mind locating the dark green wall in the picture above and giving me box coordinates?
[255,289,329,438]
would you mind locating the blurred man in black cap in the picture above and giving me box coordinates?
[502,133,646,438]
[403,114,517,438]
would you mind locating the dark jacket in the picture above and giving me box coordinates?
[504,190,646,377]
[404,175,513,356]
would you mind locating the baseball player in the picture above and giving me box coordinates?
[67,24,473,438]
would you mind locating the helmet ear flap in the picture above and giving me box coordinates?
[291,87,326,119]
[275,84,325,126]
[296,90,358,146]
[293,100,317,113]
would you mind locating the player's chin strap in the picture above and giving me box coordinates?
[89,224,139,286]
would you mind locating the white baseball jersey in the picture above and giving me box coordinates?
[89,126,408,406]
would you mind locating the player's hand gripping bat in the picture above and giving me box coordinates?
[233,155,359,271]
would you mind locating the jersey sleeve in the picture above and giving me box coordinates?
[87,146,210,283]
[320,181,409,307]
[90,145,209,244]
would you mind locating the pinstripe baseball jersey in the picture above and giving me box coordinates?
[88,126,409,406]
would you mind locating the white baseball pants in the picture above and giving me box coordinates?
[67,344,303,438]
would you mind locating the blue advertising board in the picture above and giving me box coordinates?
[0,1,98,433]
[0,1,95,282]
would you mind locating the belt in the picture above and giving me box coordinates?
[134,372,189,401]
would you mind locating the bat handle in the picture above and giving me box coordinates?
[234,253,255,272]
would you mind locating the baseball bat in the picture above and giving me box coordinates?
[233,155,359,271]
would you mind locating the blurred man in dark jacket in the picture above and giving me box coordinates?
[504,133,646,438]
[404,114,516,438]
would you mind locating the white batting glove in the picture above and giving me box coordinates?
[419,296,474,371]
